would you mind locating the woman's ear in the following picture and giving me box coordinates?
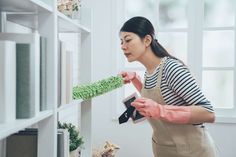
[144,35,152,47]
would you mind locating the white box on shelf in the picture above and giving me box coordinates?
[57,129,70,157]
[0,40,16,123]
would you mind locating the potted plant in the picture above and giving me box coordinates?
[57,0,81,19]
[58,121,84,157]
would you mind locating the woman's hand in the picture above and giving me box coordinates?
[131,97,161,118]
[119,71,143,92]
[120,71,136,84]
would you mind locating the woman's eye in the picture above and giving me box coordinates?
[125,39,131,42]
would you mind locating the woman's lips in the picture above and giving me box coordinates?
[124,53,131,58]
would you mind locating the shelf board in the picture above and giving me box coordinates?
[0,0,53,13]
[57,11,91,33]
[7,13,37,29]
[57,99,83,112]
[0,110,53,140]
[1,0,53,30]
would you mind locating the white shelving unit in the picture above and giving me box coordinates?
[0,0,92,157]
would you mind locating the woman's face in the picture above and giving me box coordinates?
[120,32,146,62]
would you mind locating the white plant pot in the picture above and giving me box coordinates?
[70,148,80,157]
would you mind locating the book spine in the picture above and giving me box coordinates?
[60,41,67,106]
[16,44,34,118]
[33,33,40,116]
[40,36,47,111]
[66,51,73,104]
[0,139,6,157]
[58,40,62,107]
[0,40,16,123]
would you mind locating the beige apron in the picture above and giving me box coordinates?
[141,58,216,157]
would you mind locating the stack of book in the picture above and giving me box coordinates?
[0,33,40,119]
[0,32,74,121]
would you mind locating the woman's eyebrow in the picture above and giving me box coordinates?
[124,35,131,39]
[120,34,131,41]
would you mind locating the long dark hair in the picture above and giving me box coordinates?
[120,16,178,60]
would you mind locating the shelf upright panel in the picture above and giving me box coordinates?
[57,7,93,156]
[37,0,57,157]
[57,6,93,156]
[79,8,93,157]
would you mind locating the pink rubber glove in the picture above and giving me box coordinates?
[131,98,191,124]
[120,71,142,92]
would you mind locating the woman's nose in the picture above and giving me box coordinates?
[121,43,126,50]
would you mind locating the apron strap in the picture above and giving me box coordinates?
[156,57,167,88]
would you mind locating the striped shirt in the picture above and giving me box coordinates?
[144,57,214,113]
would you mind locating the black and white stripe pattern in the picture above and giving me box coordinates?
[144,57,214,112]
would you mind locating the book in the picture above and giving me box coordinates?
[16,44,36,118]
[60,41,67,106]
[0,33,40,119]
[58,40,62,107]
[0,139,6,157]
[0,40,16,123]
[66,51,73,104]
[40,36,47,111]
[6,129,38,157]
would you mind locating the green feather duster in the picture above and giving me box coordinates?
[73,75,123,100]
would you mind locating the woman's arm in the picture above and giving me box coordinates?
[132,98,215,124]
[164,59,215,124]
[188,106,215,124]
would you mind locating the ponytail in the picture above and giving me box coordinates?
[150,38,174,58]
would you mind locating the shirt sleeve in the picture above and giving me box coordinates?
[164,59,214,112]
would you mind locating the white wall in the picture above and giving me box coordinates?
[89,1,236,157]
[206,123,236,157]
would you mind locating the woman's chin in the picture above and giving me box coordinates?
[126,57,135,62]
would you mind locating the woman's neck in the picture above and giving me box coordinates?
[138,49,162,74]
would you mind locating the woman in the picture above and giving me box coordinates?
[119,16,216,157]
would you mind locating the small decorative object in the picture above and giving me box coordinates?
[58,121,84,157]
[92,141,120,157]
[57,0,81,18]
[73,76,124,100]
